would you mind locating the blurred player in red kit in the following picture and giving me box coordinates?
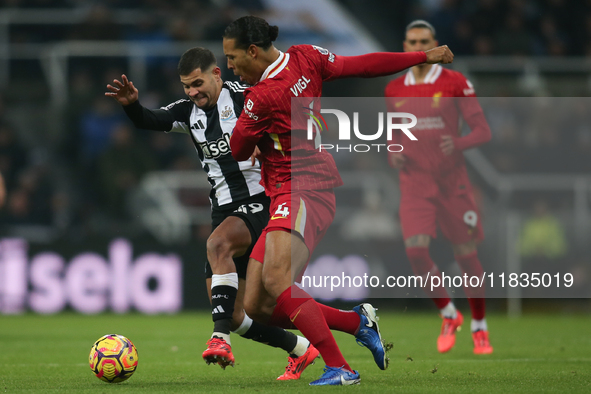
[385,20,493,355]
[223,16,454,385]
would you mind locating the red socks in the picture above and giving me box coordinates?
[456,251,486,320]
[274,285,351,371]
[316,304,361,335]
[406,247,451,309]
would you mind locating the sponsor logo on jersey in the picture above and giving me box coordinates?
[414,116,445,130]
[246,99,254,110]
[244,108,259,121]
[198,133,232,159]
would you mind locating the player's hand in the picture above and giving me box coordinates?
[388,153,406,169]
[251,146,262,166]
[425,45,454,64]
[105,74,139,106]
[440,135,455,156]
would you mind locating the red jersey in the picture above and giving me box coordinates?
[231,44,427,197]
[385,65,491,177]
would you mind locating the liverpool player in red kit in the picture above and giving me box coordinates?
[222,16,454,385]
[385,20,493,355]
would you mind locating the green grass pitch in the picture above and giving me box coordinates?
[1,311,590,393]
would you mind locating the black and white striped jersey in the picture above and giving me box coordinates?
[123,81,264,208]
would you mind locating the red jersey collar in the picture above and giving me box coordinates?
[404,64,442,86]
[259,50,290,82]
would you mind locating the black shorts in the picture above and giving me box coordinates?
[205,192,270,279]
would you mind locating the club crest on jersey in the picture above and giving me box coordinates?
[220,105,234,120]
[432,92,443,108]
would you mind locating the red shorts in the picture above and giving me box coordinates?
[250,189,336,264]
[399,171,484,245]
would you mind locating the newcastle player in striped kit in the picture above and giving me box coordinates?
[106,47,319,380]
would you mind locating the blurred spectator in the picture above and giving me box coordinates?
[148,132,187,170]
[494,14,534,56]
[340,190,401,241]
[68,4,122,41]
[0,171,5,208]
[471,0,506,39]
[2,187,34,225]
[15,166,54,225]
[519,199,568,260]
[0,122,28,189]
[78,96,127,167]
[481,97,522,172]
[61,70,96,163]
[97,124,157,218]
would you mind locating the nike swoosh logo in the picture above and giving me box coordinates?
[395,99,407,108]
[365,318,374,329]
[290,308,302,323]
[270,216,287,220]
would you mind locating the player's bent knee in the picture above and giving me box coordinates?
[206,235,232,258]
[243,303,267,324]
[261,270,290,299]
[230,308,245,330]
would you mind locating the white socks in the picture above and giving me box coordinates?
[440,302,457,319]
[289,335,310,357]
[471,318,488,332]
[232,313,253,336]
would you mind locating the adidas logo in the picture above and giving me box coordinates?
[212,305,225,314]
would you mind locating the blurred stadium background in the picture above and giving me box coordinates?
[0,0,589,315]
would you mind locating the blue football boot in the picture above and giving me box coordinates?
[309,366,360,386]
[353,303,391,370]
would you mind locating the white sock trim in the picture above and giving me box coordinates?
[440,301,457,319]
[211,273,239,289]
[471,318,488,332]
[232,313,253,336]
[290,335,310,357]
[211,332,231,345]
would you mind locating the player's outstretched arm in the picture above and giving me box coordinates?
[336,51,427,79]
[425,45,454,64]
[105,74,139,106]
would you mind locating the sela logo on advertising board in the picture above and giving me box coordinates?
[305,108,418,153]
[0,238,182,315]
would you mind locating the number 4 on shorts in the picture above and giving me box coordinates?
[275,203,289,217]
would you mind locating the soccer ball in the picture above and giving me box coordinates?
[89,334,138,383]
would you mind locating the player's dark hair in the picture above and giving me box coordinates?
[406,20,437,39]
[223,16,279,50]
[178,47,217,76]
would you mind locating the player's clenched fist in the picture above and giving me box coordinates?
[105,74,139,106]
[425,45,454,64]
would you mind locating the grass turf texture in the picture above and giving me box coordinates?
[1,312,590,393]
